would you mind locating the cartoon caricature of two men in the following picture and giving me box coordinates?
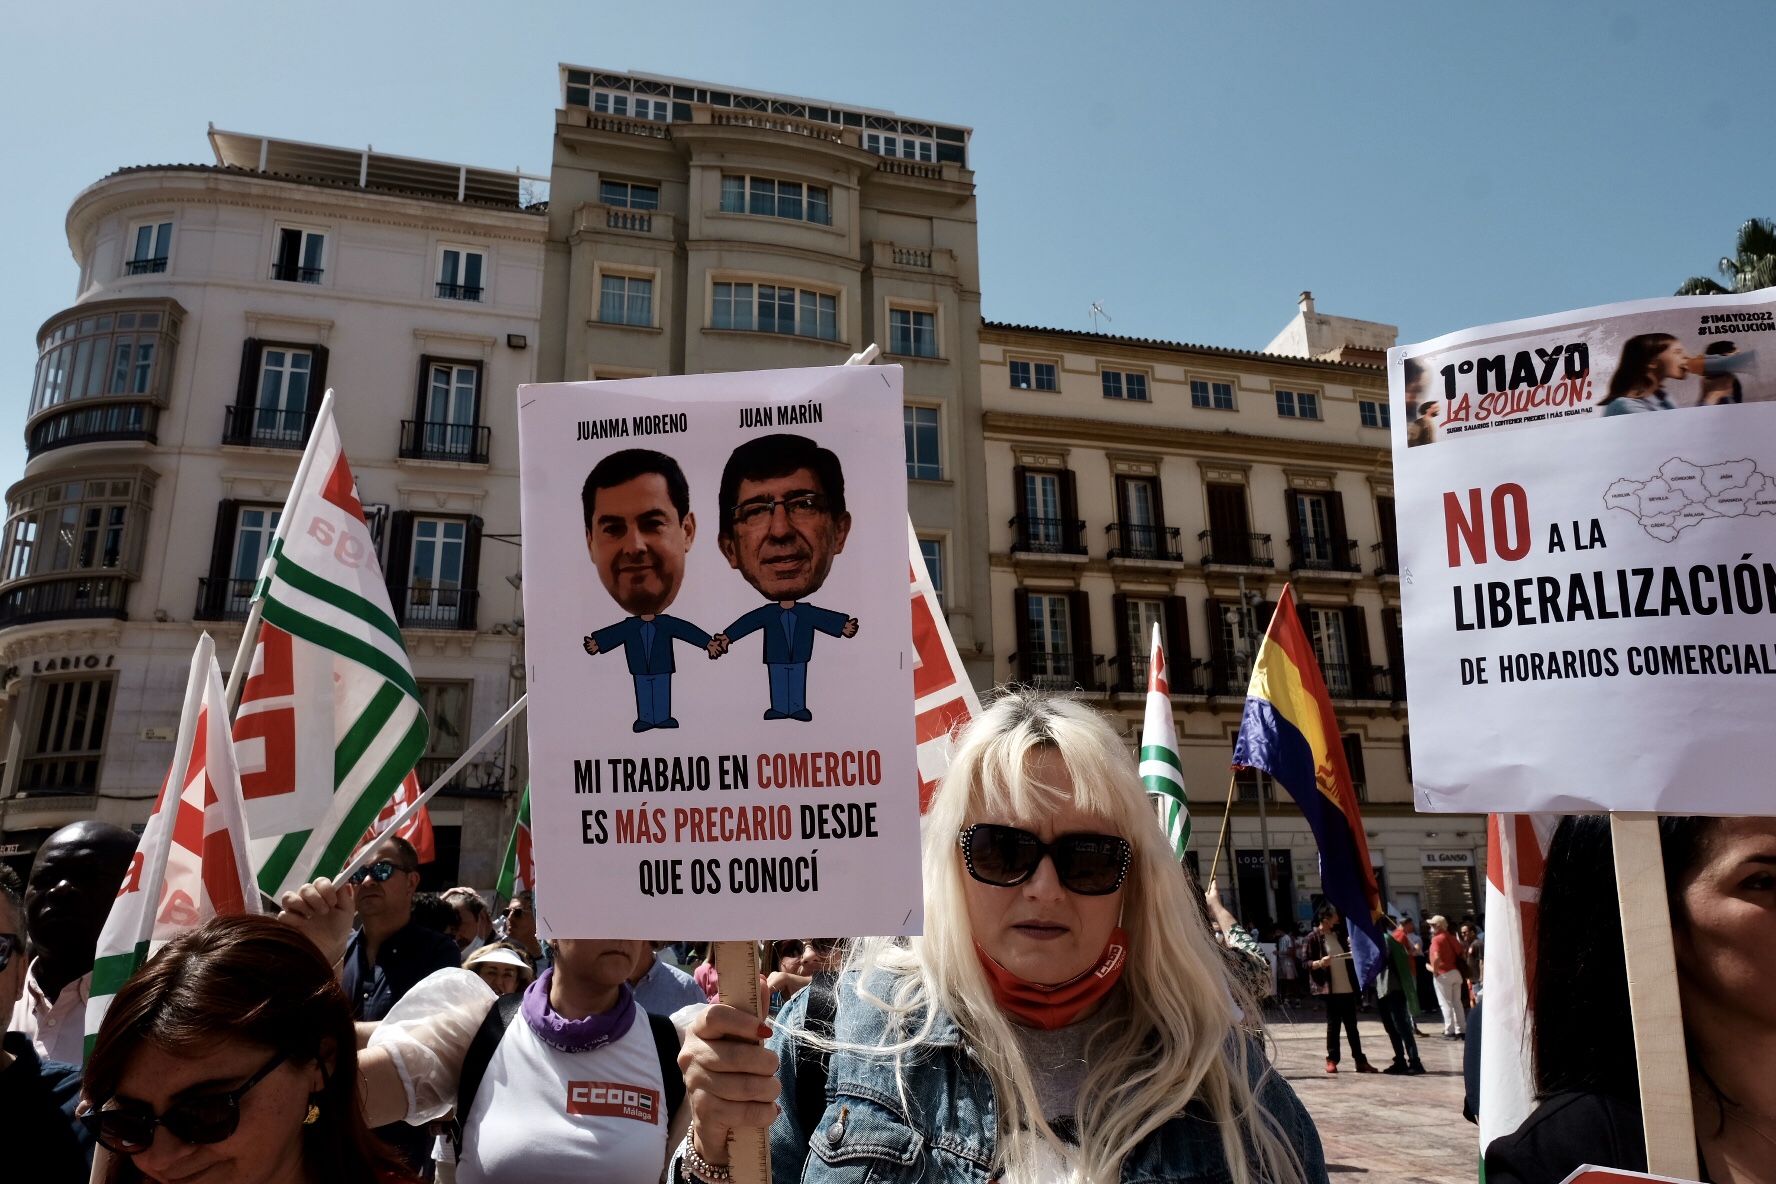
[580,434,858,732]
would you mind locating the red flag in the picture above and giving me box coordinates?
[359,770,435,863]
[909,523,981,811]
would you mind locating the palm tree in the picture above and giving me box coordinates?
[1677,218,1776,295]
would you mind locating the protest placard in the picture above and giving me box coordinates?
[516,365,920,939]
[1389,287,1776,814]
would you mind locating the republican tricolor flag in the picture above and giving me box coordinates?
[1232,583,1385,987]
[85,635,258,1061]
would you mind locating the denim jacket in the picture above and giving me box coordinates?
[748,970,1328,1184]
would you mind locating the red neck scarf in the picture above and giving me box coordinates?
[975,928,1129,1030]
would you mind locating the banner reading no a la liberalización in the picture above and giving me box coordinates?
[516,365,921,940]
[1391,286,1776,814]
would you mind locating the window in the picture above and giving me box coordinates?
[255,349,313,446]
[917,538,945,608]
[710,282,838,341]
[1276,388,1321,419]
[1123,597,1165,686]
[1359,399,1390,429]
[600,180,660,210]
[1116,477,1163,558]
[272,227,324,283]
[1341,734,1368,801]
[1102,369,1149,401]
[30,306,173,419]
[19,675,115,795]
[407,517,466,625]
[1191,378,1235,410]
[1022,471,1063,550]
[593,90,668,120]
[127,221,171,275]
[599,273,654,327]
[1308,607,1351,696]
[864,133,935,162]
[1008,359,1058,391]
[718,175,833,226]
[0,474,152,624]
[436,247,485,301]
[889,308,937,358]
[412,361,483,462]
[1294,492,1334,564]
[417,681,471,788]
[230,507,281,588]
[904,406,941,481]
[1025,592,1072,688]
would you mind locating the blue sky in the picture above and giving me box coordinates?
[4,0,1772,488]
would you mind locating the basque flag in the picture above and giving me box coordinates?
[1231,583,1385,988]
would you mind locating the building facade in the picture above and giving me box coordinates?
[0,129,546,886]
[981,312,1484,931]
[538,66,993,682]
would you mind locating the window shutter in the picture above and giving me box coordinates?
[385,511,414,626]
[1203,596,1226,691]
[461,516,484,632]
[1111,592,1130,692]
[1381,608,1406,698]
[1164,596,1192,686]
[234,338,263,430]
[1376,496,1397,572]
[1011,465,1028,549]
[305,345,329,441]
[1059,469,1080,553]
[1285,489,1302,566]
[1067,589,1093,690]
[414,356,437,423]
[1294,598,1313,661]
[203,500,240,618]
[1328,491,1350,568]
[1344,605,1373,695]
[1013,588,1031,683]
[1150,478,1169,554]
[1341,734,1367,793]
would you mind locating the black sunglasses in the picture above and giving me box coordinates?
[958,823,1132,896]
[348,860,402,885]
[83,1050,287,1154]
[0,933,20,972]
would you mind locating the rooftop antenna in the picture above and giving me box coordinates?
[1089,301,1112,333]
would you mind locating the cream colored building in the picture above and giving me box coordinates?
[0,128,545,886]
[538,66,992,681]
[981,311,1485,930]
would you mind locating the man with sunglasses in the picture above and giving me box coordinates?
[1,865,93,1180]
[709,433,858,722]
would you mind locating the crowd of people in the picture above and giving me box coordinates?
[5,687,1758,1183]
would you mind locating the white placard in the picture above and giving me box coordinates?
[517,366,922,939]
[1390,287,1776,814]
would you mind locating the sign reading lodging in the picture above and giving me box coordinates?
[1390,287,1776,814]
[517,365,922,940]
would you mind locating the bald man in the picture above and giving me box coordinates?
[11,822,136,1065]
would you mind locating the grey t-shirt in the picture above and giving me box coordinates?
[1009,1008,1114,1125]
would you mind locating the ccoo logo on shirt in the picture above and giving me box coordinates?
[566,1080,661,1124]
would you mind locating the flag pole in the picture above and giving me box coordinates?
[1205,773,1238,885]
[223,389,339,719]
[338,693,527,883]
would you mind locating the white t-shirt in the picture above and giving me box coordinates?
[456,1013,669,1184]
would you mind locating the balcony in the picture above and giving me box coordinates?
[1372,540,1400,577]
[271,264,323,284]
[195,578,255,622]
[435,282,483,302]
[1372,665,1406,702]
[1008,515,1086,557]
[1206,658,1253,697]
[1019,652,1076,693]
[1319,664,1393,701]
[224,405,314,450]
[606,208,653,233]
[0,575,128,627]
[1198,530,1274,568]
[18,755,102,797]
[27,402,159,457]
[399,420,491,466]
[1105,523,1182,563]
[1113,655,1210,695]
[126,257,168,276]
[393,585,478,631]
[1288,535,1362,575]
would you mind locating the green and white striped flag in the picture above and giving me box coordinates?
[495,784,533,901]
[1139,623,1191,857]
[88,635,258,1060]
[234,392,428,897]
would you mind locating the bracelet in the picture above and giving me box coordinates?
[681,1132,733,1184]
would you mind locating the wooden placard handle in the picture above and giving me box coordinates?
[1609,813,1698,1180]
[712,939,770,1184]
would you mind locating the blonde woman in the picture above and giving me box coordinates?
[676,691,1326,1184]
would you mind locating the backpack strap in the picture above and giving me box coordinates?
[647,1010,686,1120]
[453,991,523,1156]
[793,971,840,1138]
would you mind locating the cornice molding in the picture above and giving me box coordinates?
[984,410,1392,469]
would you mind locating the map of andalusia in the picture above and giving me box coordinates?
[1604,458,1776,542]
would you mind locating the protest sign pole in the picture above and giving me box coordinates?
[337,694,527,883]
[1609,814,1698,1180]
[1205,774,1238,885]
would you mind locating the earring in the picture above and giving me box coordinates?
[303,1100,321,1126]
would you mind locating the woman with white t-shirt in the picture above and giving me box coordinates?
[279,882,690,1184]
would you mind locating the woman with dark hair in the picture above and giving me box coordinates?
[1599,333,1701,415]
[80,914,415,1184]
[1486,815,1776,1183]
